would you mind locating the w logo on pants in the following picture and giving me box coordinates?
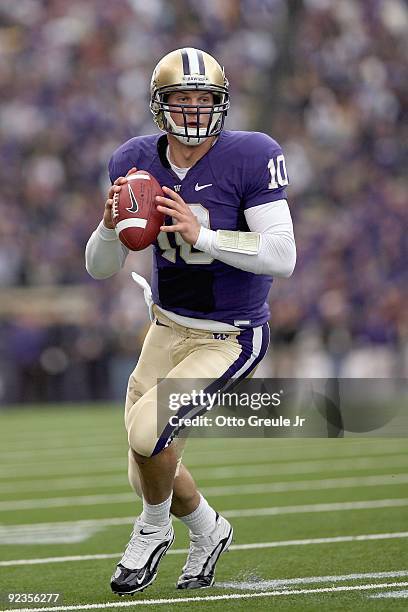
[213,333,229,340]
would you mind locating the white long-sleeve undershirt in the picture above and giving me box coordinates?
[194,199,296,277]
[85,199,296,279]
[85,221,129,279]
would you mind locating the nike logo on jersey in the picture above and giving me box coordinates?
[195,182,213,191]
[126,184,139,213]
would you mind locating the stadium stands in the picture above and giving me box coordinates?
[0,0,406,402]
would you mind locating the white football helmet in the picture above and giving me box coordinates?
[150,48,229,146]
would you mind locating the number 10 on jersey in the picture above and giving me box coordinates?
[157,203,214,265]
[268,155,288,189]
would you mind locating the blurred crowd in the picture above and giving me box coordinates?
[0,0,406,403]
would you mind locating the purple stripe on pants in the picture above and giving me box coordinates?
[152,322,270,456]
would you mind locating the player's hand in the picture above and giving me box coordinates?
[156,187,201,245]
[103,167,137,230]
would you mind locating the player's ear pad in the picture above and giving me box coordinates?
[158,268,215,313]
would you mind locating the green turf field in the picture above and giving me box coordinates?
[0,404,407,611]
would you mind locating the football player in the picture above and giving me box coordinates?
[85,47,296,595]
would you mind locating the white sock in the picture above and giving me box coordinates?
[179,494,217,535]
[141,493,172,527]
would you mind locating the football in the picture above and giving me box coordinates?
[112,170,165,251]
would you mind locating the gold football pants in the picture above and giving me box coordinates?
[125,306,269,496]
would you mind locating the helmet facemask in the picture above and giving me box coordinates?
[151,86,229,146]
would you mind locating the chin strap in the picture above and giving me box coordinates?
[131,272,154,321]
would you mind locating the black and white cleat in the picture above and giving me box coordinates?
[176,513,233,590]
[111,517,174,596]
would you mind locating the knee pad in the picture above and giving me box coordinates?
[128,426,156,458]
[126,395,158,457]
[127,389,188,460]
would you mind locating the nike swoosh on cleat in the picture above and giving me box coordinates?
[140,529,161,535]
[194,183,213,191]
[134,569,147,584]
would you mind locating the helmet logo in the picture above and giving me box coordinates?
[182,74,207,83]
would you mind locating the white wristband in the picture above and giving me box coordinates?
[194,226,215,251]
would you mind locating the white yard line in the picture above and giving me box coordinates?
[0,440,405,461]
[1,531,407,567]
[0,436,122,452]
[1,480,408,512]
[369,590,408,598]
[0,444,287,470]
[1,451,408,480]
[219,569,408,589]
[200,473,408,495]
[0,440,276,460]
[0,443,124,461]
[1,582,408,612]
[0,457,126,479]
[0,476,129,495]
[191,454,408,474]
[223,498,408,517]
[0,428,120,442]
[0,438,392,457]
[0,493,135,511]
[1,471,407,496]
[1,499,407,531]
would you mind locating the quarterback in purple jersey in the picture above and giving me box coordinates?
[86,48,296,595]
[109,129,288,328]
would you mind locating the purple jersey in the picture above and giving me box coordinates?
[108,130,288,328]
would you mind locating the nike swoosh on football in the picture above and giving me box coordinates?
[126,184,139,213]
[194,183,213,191]
[140,528,161,535]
